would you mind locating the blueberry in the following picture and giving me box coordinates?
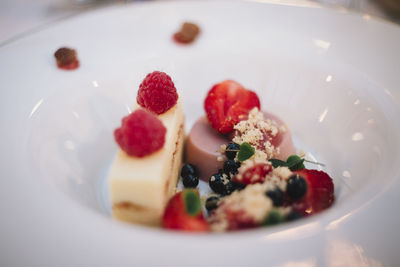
[231,181,246,191]
[209,173,234,195]
[223,159,239,176]
[287,211,303,221]
[266,188,284,206]
[181,164,199,178]
[235,161,241,169]
[225,142,240,160]
[209,173,226,194]
[224,181,235,195]
[205,196,220,212]
[286,174,307,200]
[182,173,199,188]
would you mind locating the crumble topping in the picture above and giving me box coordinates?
[265,166,292,191]
[217,156,224,162]
[220,144,227,153]
[210,173,230,185]
[209,183,273,232]
[209,166,292,231]
[232,107,280,159]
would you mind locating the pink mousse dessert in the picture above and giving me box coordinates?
[185,80,295,181]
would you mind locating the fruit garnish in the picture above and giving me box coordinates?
[286,174,307,200]
[266,188,284,206]
[173,22,200,44]
[137,71,178,114]
[182,174,199,188]
[209,173,235,195]
[180,164,200,188]
[223,159,240,176]
[290,169,334,214]
[181,163,199,178]
[205,196,220,212]
[162,189,209,232]
[204,80,260,134]
[54,47,79,70]
[114,109,166,157]
[225,142,240,160]
[233,162,272,185]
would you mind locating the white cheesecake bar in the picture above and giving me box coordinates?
[109,101,184,226]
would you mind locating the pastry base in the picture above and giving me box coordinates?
[111,124,184,226]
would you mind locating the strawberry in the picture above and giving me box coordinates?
[162,189,209,232]
[291,169,334,215]
[233,162,272,185]
[204,80,261,134]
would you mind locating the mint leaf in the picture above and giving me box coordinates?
[269,155,305,171]
[183,189,201,216]
[286,155,305,171]
[237,142,255,162]
[269,159,288,168]
[263,209,284,226]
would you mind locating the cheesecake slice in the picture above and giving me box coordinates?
[109,101,184,226]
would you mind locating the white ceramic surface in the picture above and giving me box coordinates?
[1,1,400,266]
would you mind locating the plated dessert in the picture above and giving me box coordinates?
[109,73,334,232]
[109,71,184,226]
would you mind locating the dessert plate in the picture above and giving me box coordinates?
[1,1,400,266]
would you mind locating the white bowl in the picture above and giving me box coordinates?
[1,1,400,266]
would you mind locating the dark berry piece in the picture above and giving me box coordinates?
[266,188,284,206]
[235,160,241,169]
[287,174,307,200]
[287,211,303,221]
[209,173,226,194]
[181,164,199,179]
[223,181,235,195]
[231,181,246,191]
[223,159,239,176]
[182,173,199,188]
[225,142,240,160]
[205,196,220,212]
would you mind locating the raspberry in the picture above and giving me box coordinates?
[114,109,166,157]
[137,71,178,114]
[233,163,272,185]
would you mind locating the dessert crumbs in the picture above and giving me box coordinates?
[54,47,79,70]
[232,107,280,159]
[173,22,200,44]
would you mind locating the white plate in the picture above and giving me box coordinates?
[1,1,400,266]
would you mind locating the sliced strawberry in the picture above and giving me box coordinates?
[162,189,209,232]
[233,163,272,185]
[291,169,334,215]
[204,80,261,134]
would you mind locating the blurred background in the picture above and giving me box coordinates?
[1,0,399,44]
